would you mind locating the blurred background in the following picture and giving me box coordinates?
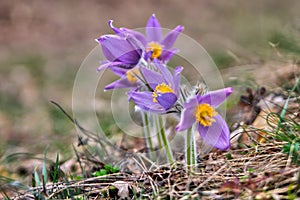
[0,0,299,161]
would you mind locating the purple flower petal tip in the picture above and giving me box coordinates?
[96,35,109,43]
[150,14,157,23]
[108,20,113,27]
[95,37,101,43]
[227,87,234,95]
[175,25,184,32]
[197,87,234,108]
[175,66,184,72]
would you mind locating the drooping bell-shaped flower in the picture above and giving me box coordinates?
[176,87,233,150]
[96,33,143,72]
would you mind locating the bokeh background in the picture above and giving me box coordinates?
[1,0,300,160]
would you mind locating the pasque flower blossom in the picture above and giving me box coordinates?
[109,14,184,63]
[96,34,143,72]
[96,33,144,90]
[144,14,184,62]
[176,87,233,150]
[128,61,183,113]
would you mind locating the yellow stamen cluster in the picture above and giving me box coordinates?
[126,68,139,83]
[152,83,175,103]
[147,42,163,59]
[194,103,217,127]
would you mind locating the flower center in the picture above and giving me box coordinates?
[147,42,163,59]
[152,83,174,103]
[194,103,217,127]
[126,68,139,83]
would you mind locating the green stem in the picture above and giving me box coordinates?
[277,78,300,132]
[155,115,163,150]
[142,112,155,159]
[191,124,197,167]
[158,115,174,164]
[186,126,197,174]
[186,128,192,174]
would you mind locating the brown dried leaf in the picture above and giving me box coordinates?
[219,178,241,194]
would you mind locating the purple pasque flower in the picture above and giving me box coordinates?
[96,33,143,72]
[176,87,233,150]
[109,14,184,63]
[144,14,184,62]
[127,61,183,113]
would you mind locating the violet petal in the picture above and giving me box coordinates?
[120,28,147,46]
[160,48,178,62]
[140,67,163,89]
[156,92,177,110]
[97,61,127,72]
[106,65,128,76]
[128,91,165,113]
[104,77,137,91]
[198,87,233,108]
[173,66,183,95]
[197,114,230,150]
[154,60,174,86]
[161,25,184,49]
[146,14,162,42]
[108,20,122,34]
[175,105,196,132]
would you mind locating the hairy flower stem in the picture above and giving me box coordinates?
[142,112,155,159]
[155,116,163,150]
[157,115,174,164]
[186,126,197,174]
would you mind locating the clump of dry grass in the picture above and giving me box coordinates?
[5,141,299,199]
